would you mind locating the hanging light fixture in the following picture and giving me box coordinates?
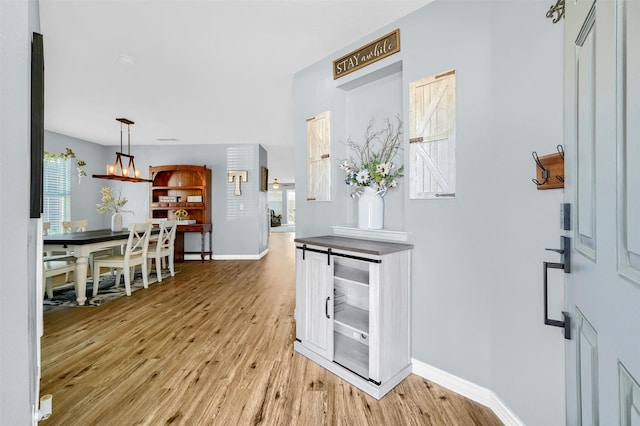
[272,178,280,189]
[92,118,152,183]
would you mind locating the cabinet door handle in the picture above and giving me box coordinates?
[325,297,330,319]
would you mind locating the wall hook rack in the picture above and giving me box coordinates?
[532,146,565,190]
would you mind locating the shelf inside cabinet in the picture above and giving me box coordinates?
[334,332,368,378]
[334,262,369,285]
[334,304,369,335]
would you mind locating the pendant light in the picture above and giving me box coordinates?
[92,118,152,183]
[272,178,280,189]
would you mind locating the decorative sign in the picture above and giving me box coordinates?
[333,29,400,79]
[228,170,248,196]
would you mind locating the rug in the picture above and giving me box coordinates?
[43,269,177,310]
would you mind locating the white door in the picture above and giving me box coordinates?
[295,248,334,359]
[564,0,640,424]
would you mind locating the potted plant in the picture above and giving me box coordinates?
[339,116,404,229]
[97,186,132,231]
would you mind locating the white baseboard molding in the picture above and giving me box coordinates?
[210,249,269,261]
[411,358,525,426]
[183,254,212,261]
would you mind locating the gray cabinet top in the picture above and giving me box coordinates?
[294,235,413,256]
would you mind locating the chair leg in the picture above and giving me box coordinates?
[169,252,175,277]
[142,262,149,289]
[156,256,162,282]
[115,269,123,288]
[46,277,54,299]
[123,267,132,296]
[93,266,101,297]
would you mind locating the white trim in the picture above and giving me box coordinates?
[209,248,269,261]
[330,225,409,242]
[412,358,525,426]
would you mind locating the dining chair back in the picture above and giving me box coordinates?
[62,220,88,233]
[146,220,177,281]
[43,222,51,236]
[92,223,152,297]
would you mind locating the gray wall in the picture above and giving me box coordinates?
[0,0,41,423]
[44,133,268,258]
[294,2,565,424]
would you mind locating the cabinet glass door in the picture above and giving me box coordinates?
[333,257,370,378]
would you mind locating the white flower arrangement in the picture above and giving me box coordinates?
[340,116,404,198]
[96,187,132,214]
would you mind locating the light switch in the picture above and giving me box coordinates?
[239,203,244,211]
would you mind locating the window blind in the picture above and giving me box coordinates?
[43,158,70,234]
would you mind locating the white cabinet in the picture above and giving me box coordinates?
[294,235,413,399]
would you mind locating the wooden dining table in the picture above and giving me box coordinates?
[43,228,159,305]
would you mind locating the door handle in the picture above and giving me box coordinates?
[325,296,330,319]
[542,236,571,339]
[545,236,571,273]
[543,261,571,339]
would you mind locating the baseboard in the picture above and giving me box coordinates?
[411,358,525,426]
[210,249,269,261]
[183,254,212,261]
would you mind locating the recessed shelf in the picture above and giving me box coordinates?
[334,304,369,335]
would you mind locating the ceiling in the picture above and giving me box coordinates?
[39,0,431,182]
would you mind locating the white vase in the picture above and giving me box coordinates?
[358,187,384,229]
[111,212,123,232]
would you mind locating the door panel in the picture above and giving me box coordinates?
[565,0,640,424]
[576,308,599,426]
[298,250,333,359]
[618,0,640,284]
[575,7,597,261]
[619,362,640,425]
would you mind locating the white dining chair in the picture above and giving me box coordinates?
[43,258,77,299]
[146,220,177,282]
[92,223,152,297]
[61,220,89,281]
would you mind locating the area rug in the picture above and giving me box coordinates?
[43,269,178,311]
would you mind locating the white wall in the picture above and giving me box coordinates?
[294,1,565,424]
[0,0,41,423]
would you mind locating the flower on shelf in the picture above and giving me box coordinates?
[340,116,405,198]
[96,186,132,214]
[174,208,188,221]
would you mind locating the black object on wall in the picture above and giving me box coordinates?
[30,32,44,218]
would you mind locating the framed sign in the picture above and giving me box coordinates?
[333,29,400,79]
[261,166,268,192]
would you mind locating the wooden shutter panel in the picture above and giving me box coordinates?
[307,111,331,201]
[409,70,456,199]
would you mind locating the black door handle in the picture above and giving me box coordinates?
[325,296,330,319]
[543,261,571,339]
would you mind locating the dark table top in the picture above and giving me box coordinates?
[43,228,159,245]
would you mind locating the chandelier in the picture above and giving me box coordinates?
[92,117,152,183]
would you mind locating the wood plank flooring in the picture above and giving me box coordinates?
[41,232,503,425]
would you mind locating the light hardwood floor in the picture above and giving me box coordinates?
[41,232,503,425]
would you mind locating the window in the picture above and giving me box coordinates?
[43,157,71,234]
